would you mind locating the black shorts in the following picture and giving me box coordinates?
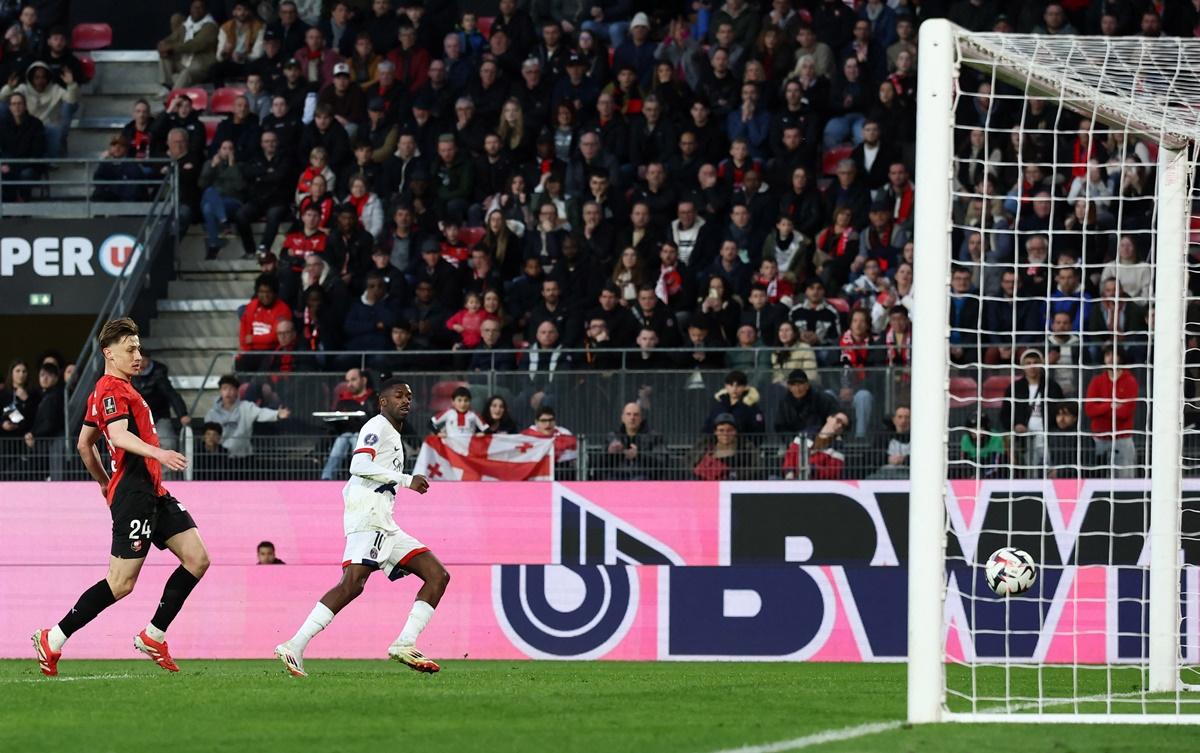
[110,489,197,559]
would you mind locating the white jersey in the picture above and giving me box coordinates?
[431,408,488,437]
[342,414,413,535]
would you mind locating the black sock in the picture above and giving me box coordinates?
[150,566,201,633]
[58,580,117,638]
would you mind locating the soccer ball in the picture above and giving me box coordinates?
[984,547,1037,596]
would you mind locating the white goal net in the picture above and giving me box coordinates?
[909,21,1200,724]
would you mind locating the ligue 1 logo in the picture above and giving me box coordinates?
[97,234,142,277]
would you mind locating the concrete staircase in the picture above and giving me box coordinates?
[74,51,260,415]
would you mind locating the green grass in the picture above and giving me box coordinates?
[2,660,1198,753]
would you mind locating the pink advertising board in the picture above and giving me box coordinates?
[0,480,1194,663]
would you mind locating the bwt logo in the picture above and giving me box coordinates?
[1,234,141,277]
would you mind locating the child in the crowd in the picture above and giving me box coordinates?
[431,386,489,436]
[445,292,498,349]
[440,220,471,268]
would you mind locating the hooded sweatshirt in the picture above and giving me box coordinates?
[0,61,78,126]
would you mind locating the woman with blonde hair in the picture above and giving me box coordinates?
[496,97,530,159]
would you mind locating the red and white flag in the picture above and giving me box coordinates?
[413,434,555,481]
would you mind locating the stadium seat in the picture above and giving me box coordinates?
[459,227,486,248]
[948,376,979,408]
[71,23,113,51]
[980,374,1015,408]
[1190,214,1200,245]
[202,118,220,145]
[329,381,348,409]
[78,53,96,82]
[477,16,494,38]
[168,87,209,111]
[826,297,850,314]
[429,380,469,414]
[210,87,247,115]
[822,144,854,176]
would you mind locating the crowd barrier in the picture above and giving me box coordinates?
[1,480,1197,662]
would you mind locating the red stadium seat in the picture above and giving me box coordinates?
[210,87,247,115]
[477,16,494,39]
[429,380,469,414]
[826,297,850,314]
[459,227,486,248]
[981,374,1015,408]
[78,53,96,83]
[822,144,854,176]
[948,376,979,408]
[329,381,348,410]
[202,118,220,145]
[71,23,113,51]
[168,87,209,112]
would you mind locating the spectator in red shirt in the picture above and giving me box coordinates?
[446,291,498,349]
[238,274,292,371]
[1084,345,1139,478]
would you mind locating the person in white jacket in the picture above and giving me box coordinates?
[275,378,448,678]
[345,174,383,240]
[0,61,78,157]
[202,374,291,457]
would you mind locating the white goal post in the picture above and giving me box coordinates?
[909,20,1200,724]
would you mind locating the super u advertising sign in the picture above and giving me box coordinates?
[1,481,1197,662]
[0,220,142,314]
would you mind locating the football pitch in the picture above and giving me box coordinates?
[2,660,1196,752]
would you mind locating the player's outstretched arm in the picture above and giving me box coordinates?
[349,450,410,487]
[107,418,188,471]
[77,424,111,493]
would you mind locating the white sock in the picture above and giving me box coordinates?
[48,625,67,652]
[144,623,166,642]
[290,603,335,652]
[395,600,435,646]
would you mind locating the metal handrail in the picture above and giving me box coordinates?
[185,345,912,413]
[0,158,170,217]
[63,162,179,443]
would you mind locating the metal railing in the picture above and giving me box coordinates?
[3,429,1168,483]
[0,158,170,216]
[63,161,178,441]
[186,361,914,439]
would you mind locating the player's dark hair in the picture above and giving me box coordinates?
[378,376,410,392]
[98,317,139,350]
[451,386,472,400]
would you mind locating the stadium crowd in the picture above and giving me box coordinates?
[3,0,1196,480]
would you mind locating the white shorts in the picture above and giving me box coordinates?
[342,529,428,579]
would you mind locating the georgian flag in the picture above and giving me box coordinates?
[413,434,555,481]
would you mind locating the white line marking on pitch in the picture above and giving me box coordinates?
[700,689,1160,753]
[0,673,134,684]
[702,721,903,753]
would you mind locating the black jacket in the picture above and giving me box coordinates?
[0,113,46,160]
[298,120,351,174]
[242,151,292,207]
[775,388,838,435]
[132,360,187,422]
[999,375,1063,433]
[28,382,63,438]
[599,425,666,480]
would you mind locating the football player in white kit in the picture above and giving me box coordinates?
[275,378,450,676]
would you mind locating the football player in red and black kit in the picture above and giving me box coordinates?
[32,318,211,676]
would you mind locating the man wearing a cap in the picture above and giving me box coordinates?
[552,52,599,119]
[317,61,366,138]
[614,12,655,86]
[775,369,837,436]
[860,197,907,270]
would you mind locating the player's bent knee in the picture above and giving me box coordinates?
[187,549,211,577]
[435,567,450,591]
[108,575,137,600]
